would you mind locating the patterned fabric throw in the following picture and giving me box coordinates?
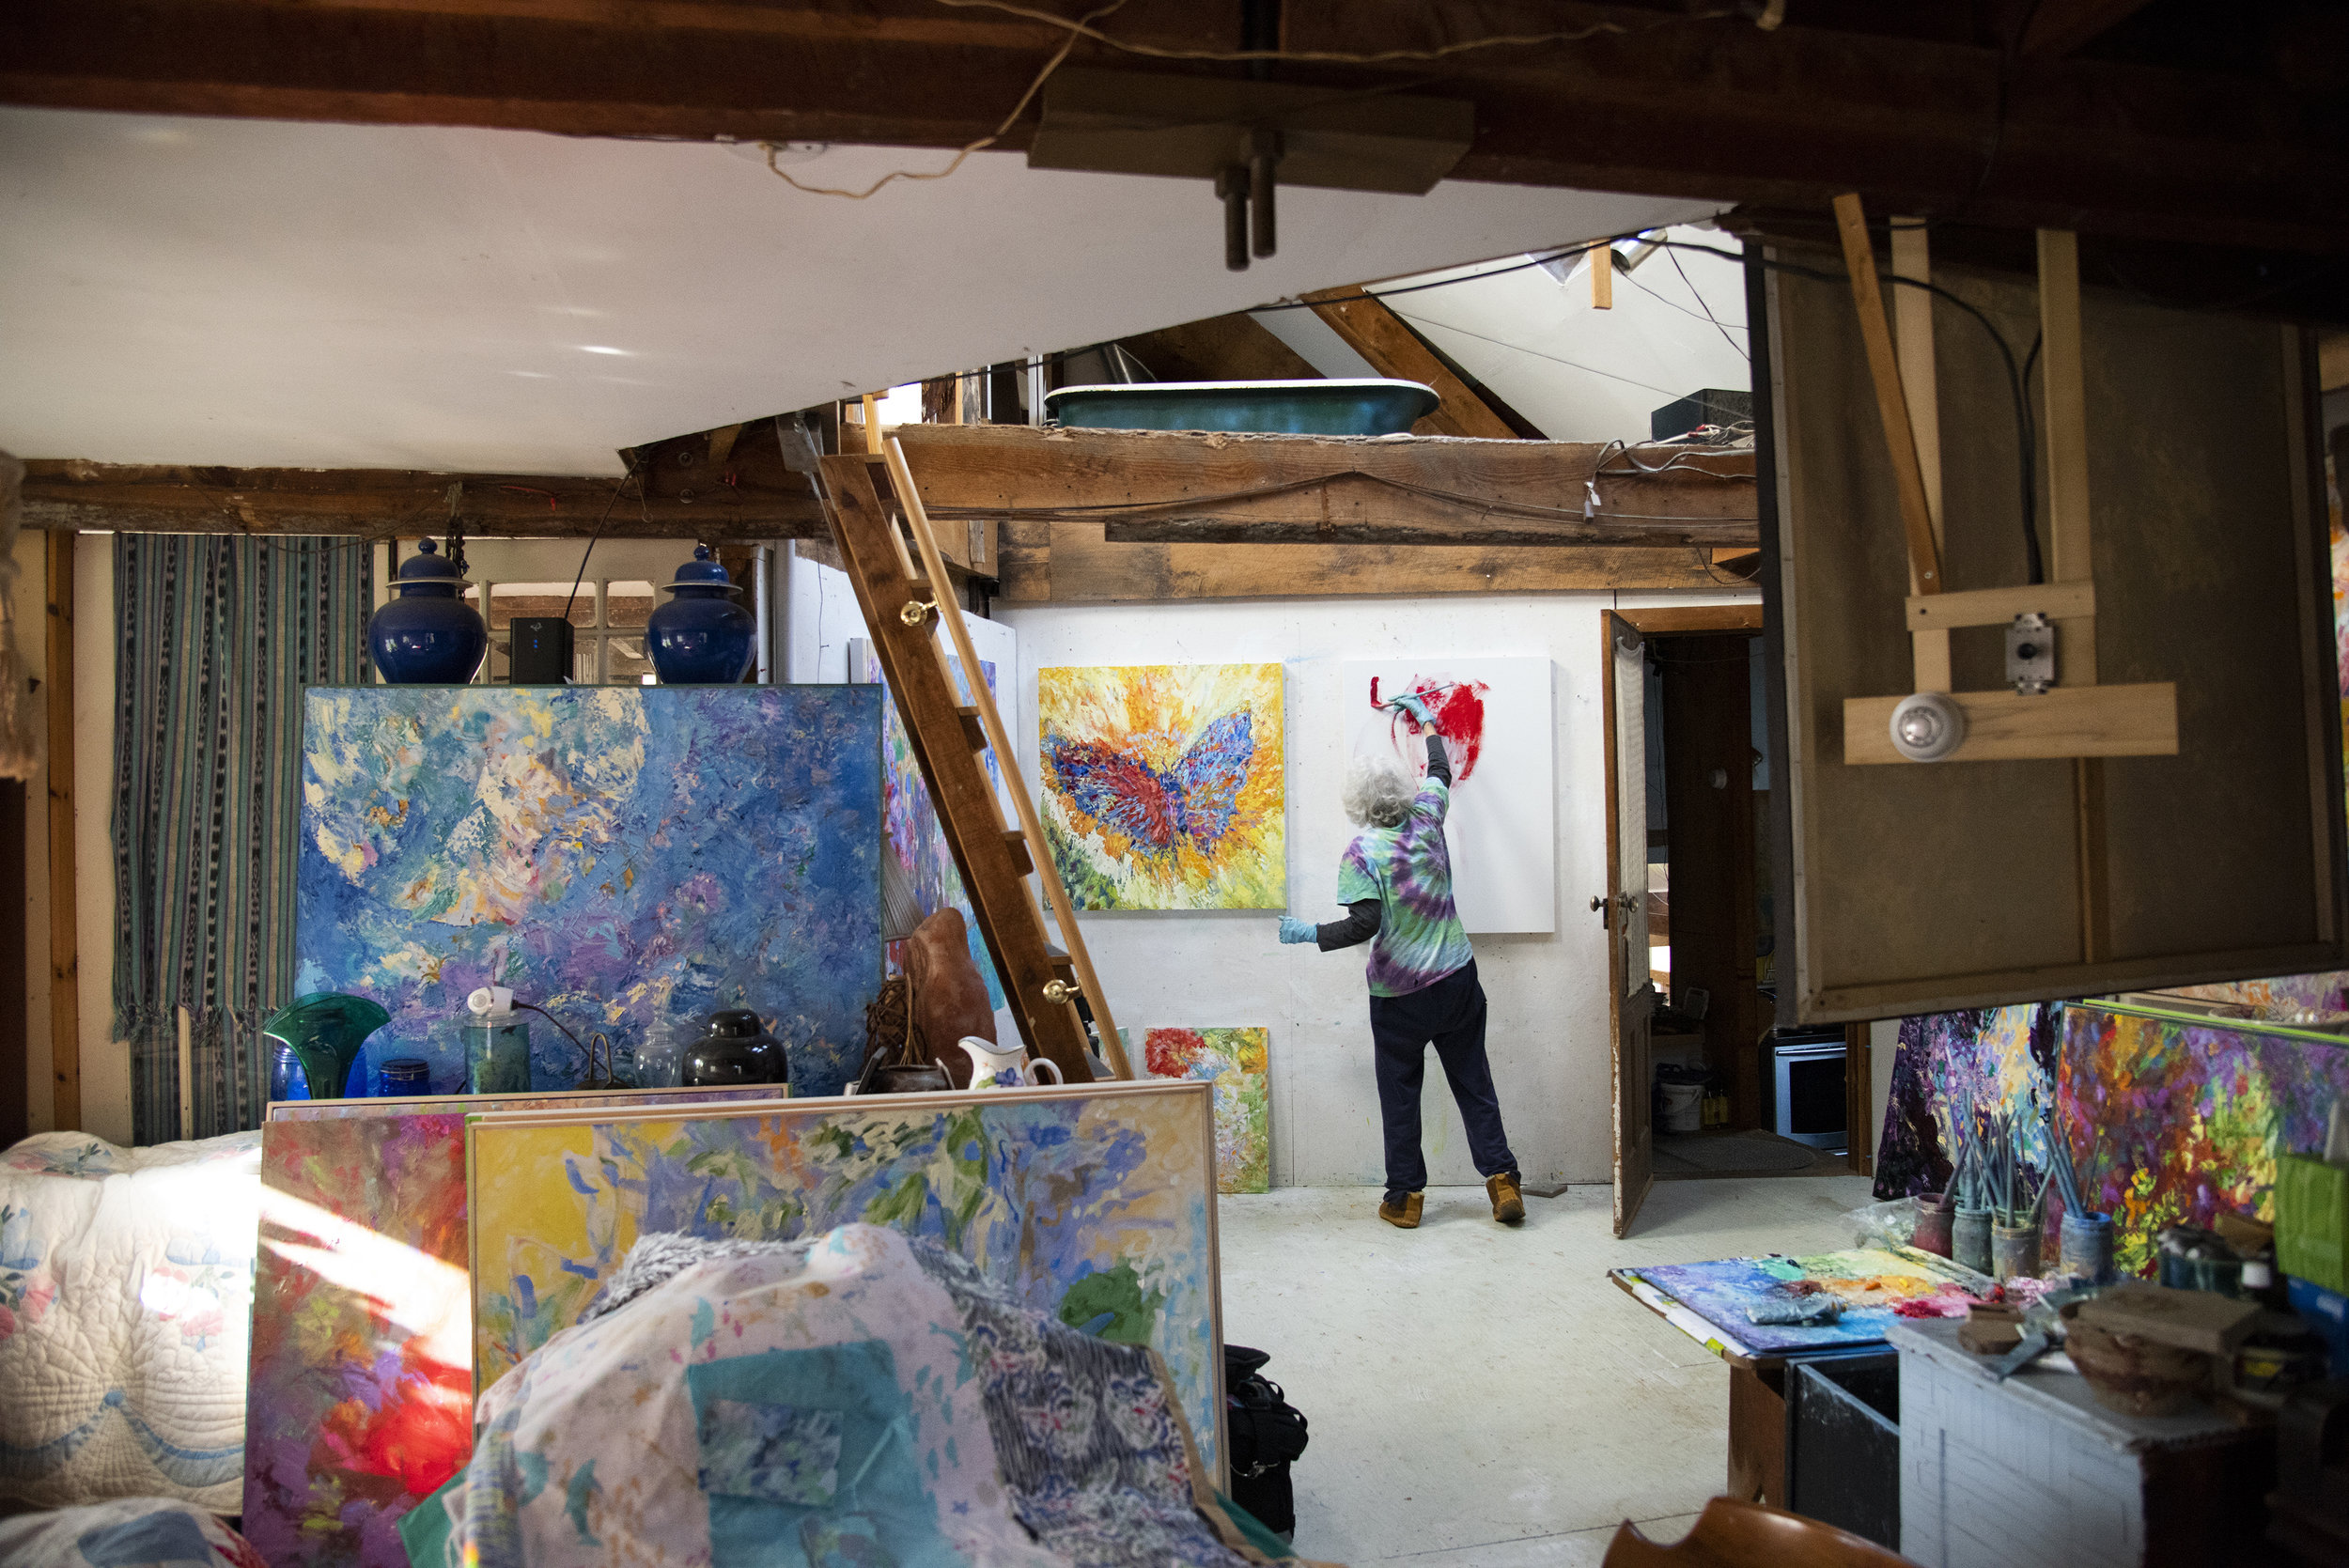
[415,1226,1280,1568]
[1336,777,1472,998]
[113,534,372,1141]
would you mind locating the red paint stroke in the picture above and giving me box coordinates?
[1145,1028,1208,1079]
[1370,675,1489,781]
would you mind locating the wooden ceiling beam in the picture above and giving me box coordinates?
[894,422,1754,551]
[1,1,2339,254]
[19,458,825,539]
[1301,288,1519,439]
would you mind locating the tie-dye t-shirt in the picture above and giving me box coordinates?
[1336,776,1473,998]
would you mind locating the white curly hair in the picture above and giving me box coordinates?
[1343,753,1415,829]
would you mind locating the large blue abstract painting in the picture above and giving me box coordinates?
[296,686,882,1096]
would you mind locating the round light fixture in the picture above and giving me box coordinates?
[1888,691,1967,763]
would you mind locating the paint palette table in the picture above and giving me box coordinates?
[1611,1247,1988,1360]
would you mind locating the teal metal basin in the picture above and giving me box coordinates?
[1044,378,1439,437]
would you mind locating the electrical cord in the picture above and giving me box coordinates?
[1655,239,2045,584]
[561,465,641,625]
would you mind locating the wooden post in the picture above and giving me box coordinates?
[43,532,78,1132]
[1592,241,1614,309]
[1830,194,1944,597]
[2038,228,2109,962]
[1890,220,1952,691]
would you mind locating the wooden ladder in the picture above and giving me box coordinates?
[816,441,1128,1084]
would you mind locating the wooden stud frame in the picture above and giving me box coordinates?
[1834,197,2176,769]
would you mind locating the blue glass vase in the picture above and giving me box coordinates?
[369,539,488,684]
[646,546,754,685]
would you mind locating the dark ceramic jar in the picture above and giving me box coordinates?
[682,1009,786,1088]
[368,539,488,684]
[647,546,754,685]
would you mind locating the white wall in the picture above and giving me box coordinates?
[1002,588,1755,1188]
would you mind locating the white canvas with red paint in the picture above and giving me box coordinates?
[1341,658,1557,934]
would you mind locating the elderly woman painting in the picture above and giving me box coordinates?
[1279,692,1524,1230]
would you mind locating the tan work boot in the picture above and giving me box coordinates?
[1378,1191,1423,1229]
[1486,1172,1526,1225]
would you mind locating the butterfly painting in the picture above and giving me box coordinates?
[1037,663,1285,909]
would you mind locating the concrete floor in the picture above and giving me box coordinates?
[1219,1173,1876,1566]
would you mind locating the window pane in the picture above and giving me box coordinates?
[490,582,597,629]
[605,581,657,629]
[607,637,652,685]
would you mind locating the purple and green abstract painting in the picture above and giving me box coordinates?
[1875,1001,2349,1277]
[296,686,882,1097]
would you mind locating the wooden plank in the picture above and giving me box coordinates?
[819,454,1096,1082]
[1889,218,1952,691]
[1100,476,1755,549]
[1830,193,1944,596]
[1011,520,1730,602]
[1591,242,1613,309]
[1301,287,1518,440]
[881,439,1128,1081]
[1842,682,2178,765]
[1844,1023,1873,1177]
[1618,605,1766,634]
[43,532,77,1134]
[21,459,824,539]
[1906,581,2096,630]
[2038,229,2096,682]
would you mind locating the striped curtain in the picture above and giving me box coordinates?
[115,535,373,1143]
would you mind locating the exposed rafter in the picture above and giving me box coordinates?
[1,0,2340,253]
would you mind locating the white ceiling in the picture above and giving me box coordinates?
[0,107,1719,474]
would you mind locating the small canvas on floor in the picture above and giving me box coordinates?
[1127,1026,1270,1194]
[1341,658,1556,933]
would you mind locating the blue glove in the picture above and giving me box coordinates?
[1277,917,1316,945]
[1385,692,1436,725]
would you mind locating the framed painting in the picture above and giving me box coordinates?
[464,1080,1225,1469]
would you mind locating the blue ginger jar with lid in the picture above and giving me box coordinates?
[368,538,487,684]
[647,545,754,684]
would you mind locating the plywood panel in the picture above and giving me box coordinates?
[1770,254,2341,1021]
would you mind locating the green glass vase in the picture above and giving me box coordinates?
[261,992,391,1101]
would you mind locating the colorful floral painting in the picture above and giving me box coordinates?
[464,1082,1222,1469]
[1874,1001,2349,1278]
[1037,663,1284,910]
[1128,1027,1270,1194]
[242,1086,782,1568]
[295,686,883,1097]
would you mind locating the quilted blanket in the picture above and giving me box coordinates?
[0,1131,261,1512]
[0,1497,268,1568]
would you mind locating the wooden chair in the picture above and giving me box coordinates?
[1604,1497,1918,1567]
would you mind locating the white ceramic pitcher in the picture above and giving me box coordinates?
[956,1035,1065,1092]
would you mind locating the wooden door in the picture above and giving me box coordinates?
[1602,611,1656,1236]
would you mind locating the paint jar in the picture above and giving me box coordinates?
[2061,1209,2116,1285]
[464,1018,532,1094]
[1992,1219,2042,1282]
[1912,1191,1954,1258]
[1952,1205,1994,1276]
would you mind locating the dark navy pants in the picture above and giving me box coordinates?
[1369,959,1518,1198]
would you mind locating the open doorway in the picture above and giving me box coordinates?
[1604,605,1854,1233]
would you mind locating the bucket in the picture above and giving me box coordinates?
[1992,1220,2042,1282]
[1661,1081,1704,1133]
[2061,1209,2116,1284]
[1952,1205,1994,1276]
[1912,1191,1954,1258]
